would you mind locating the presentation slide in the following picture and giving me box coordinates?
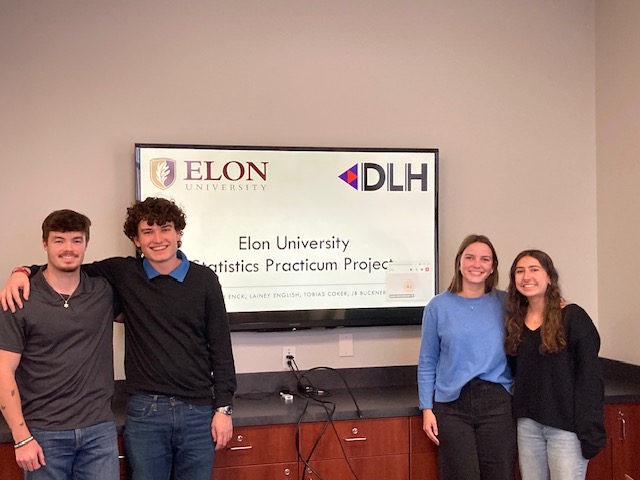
[137,146,438,316]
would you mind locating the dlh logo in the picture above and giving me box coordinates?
[339,163,429,191]
[150,158,177,190]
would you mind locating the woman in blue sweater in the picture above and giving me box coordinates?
[418,234,515,480]
[505,250,605,480]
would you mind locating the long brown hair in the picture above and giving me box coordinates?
[504,249,566,355]
[447,234,499,294]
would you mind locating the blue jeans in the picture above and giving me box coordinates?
[26,421,119,480]
[517,417,589,480]
[433,378,516,480]
[123,395,214,480]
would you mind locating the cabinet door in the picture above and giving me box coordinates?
[410,453,439,480]
[584,404,615,480]
[214,424,297,468]
[0,443,22,480]
[612,404,640,480]
[301,454,409,480]
[409,416,439,480]
[299,417,409,460]
[213,462,297,480]
[585,439,613,480]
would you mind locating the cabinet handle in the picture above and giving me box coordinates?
[344,437,367,442]
[620,417,627,440]
[118,455,126,460]
[228,445,253,451]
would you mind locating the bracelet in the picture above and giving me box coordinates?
[11,267,30,277]
[14,436,34,449]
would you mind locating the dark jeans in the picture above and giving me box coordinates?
[123,395,215,480]
[27,421,119,480]
[433,378,516,480]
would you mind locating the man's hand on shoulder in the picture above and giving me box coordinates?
[0,269,31,313]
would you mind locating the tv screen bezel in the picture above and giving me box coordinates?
[135,144,439,332]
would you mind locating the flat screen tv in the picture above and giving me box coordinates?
[136,144,438,331]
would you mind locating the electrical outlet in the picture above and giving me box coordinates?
[282,346,296,370]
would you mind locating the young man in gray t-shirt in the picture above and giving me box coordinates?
[0,210,118,480]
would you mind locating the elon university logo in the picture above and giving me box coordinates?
[339,163,429,191]
[150,158,177,190]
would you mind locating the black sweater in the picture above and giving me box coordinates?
[510,304,605,459]
[48,256,238,406]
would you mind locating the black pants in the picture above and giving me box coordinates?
[433,378,516,480]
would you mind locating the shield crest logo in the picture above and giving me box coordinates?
[150,158,176,190]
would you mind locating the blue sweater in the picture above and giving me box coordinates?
[418,290,512,410]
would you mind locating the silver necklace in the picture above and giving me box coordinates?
[43,270,74,308]
[56,292,72,308]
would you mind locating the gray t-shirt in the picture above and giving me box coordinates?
[0,268,114,430]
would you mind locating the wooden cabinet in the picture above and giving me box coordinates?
[301,455,409,480]
[212,423,298,480]
[582,404,614,480]
[298,417,409,480]
[0,443,22,480]
[2,406,638,480]
[409,415,439,480]
[609,403,640,480]
[581,403,640,480]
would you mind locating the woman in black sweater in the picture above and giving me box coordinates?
[505,250,605,480]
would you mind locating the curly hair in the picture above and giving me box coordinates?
[123,197,186,246]
[504,249,566,355]
[42,209,91,242]
[447,234,499,294]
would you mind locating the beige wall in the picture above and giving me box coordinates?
[596,0,640,364]
[1,0,605,376]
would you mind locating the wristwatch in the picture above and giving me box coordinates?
[215,405,233,416]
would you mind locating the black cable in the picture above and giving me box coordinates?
[290,357,316,395]
[313,392,360,480]
[297,365,364,418]
[291,363,327,479]
[288,358,363,480]
[296,397,332,480]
